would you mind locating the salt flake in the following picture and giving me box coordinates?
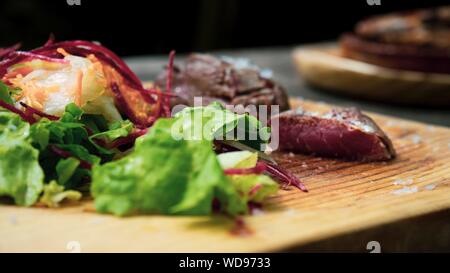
[391,186,418,195]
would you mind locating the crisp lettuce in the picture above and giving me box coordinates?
[0,112,44,206]
[0,81,15,105]
[0,102,130,206]
[89,120,133,142]
[29,104,101,189]
[91,103,278,217]
[217,151,279,203]
[173,102,270,150]
[217,150,258,169]
[0,99,278,213]
[91,118,247,216]
[40,181,82,208]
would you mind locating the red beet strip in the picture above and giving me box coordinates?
[19,102,59,120]
[248,183,263,196]
[11,51,69,64]
[50,144,92,170]
[44,34,55,47]
[163,50,176,117]
[110,82,141,125]
[109,128,148,149]
[0,43,21,60]
[263,161,308,192]
[230,216,252,236]
[0,99,36,123]
[32,40,143,87]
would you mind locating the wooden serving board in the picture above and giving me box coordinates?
[293,46,450,107]
[1,99,450,253]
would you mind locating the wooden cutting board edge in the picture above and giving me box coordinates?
[292,46,450,106]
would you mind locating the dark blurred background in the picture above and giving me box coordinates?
[1,0,449,56]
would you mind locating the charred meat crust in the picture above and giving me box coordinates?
[355,6,450,48]
[156,54,290,112]
[340,6,450,74]
[273,107,396,162]
[340,33,450,74]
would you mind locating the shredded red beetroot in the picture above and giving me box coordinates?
[0,99,36,123]
[248,201,263,214]
[248,183,263,196]
[224,162,267,175]
[19,102,59,120]
[1,38,180,127]
[12,51,69,64]
[43,34,55,47]
[0,39,163,100]
[0,43,21,60]
[212,198,221,213]
[263,161,308,192]
[110,82,139,123]
[230,216,252,236]
[214,141,307,192]
[50,144,92,170]
[30,40,143,87]
[109,128,148,149]
[162,50,176,117]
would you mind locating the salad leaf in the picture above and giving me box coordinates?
[228,173,279,203]
[28,104,103,189]
[0,81,15,105]
[217,150,258,169]
[89,120,133,142]
[80,114,109,134]
[39,180,81,208]
[91,118,247,216]
[55,157,80,185]
[61,103,84,122]
[217,151,279,203]
[0,111,30,141]
[169,137,246,215]
[174,102,270,150]
[0,112,44,206]
[56,144,100,165]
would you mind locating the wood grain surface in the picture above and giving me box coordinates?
[1,99,449,253]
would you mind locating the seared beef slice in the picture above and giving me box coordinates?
[156,54,290,112]
[273,107,396,161]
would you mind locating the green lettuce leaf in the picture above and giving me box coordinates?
[0,112,44,206]
[91,118,247,216]
[28,104,104,189]
[39,180,82,208]
[55,157,80,185]
[217,151,279,203]
[87,120,134,155]
[0,81,15,105]
[217,150,258,169]
[174,102,270,150]
[89,120,133,142]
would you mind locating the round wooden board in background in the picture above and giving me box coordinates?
[292,46,450,107]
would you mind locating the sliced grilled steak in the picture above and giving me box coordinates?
[273,107,396,162]
[156,54,290,113]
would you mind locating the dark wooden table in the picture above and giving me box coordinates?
[125,46,450,127]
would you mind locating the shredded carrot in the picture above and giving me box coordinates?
[56,48,70,57]
[75,70,83,107]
